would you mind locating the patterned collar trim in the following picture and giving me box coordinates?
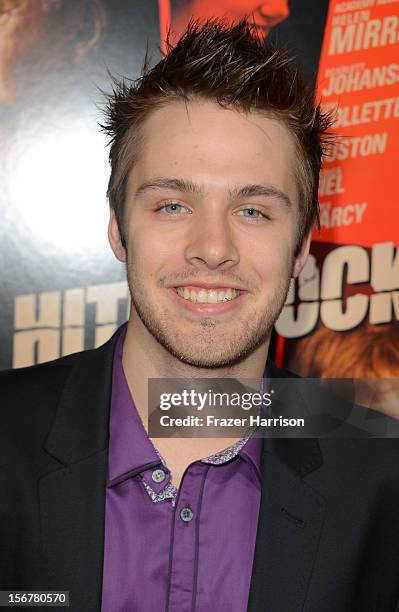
[140,427,255,506]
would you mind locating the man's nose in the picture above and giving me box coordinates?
[184,209,240,270]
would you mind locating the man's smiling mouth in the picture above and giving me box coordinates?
[175,286,241,304]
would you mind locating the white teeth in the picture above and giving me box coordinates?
[176,287,240,303]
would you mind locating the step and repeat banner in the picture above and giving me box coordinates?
[0,0,398,381]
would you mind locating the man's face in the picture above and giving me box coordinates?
[109,100,311,368]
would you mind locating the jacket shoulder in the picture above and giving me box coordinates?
[0,349,90,395]
[0,349,95,449]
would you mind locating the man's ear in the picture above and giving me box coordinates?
[108,208,127,263]
[292,227,313,279]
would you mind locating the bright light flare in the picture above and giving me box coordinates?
[10,119,111,255]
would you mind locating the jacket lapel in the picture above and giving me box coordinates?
[39,330,120,612]
[247,362,326,611]
[247,439,326,611]
[39,449,108,610]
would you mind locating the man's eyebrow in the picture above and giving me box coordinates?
[134,177,203,197]
[230,184,293,208]
[134,177,292,208]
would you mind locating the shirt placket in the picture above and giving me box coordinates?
[166,461,209,612]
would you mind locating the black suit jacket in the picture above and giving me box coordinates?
[1,327,399,611]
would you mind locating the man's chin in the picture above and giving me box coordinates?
[157,332,268,369]
[166,350,246,369]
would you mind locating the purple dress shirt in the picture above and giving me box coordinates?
[101,326,264,612]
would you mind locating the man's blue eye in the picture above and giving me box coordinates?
[161,203,185,214]
[239,208,263,219]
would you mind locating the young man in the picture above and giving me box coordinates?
[1,19,399,612]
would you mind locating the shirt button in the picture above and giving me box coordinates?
[180,507,194,522]
[152,469,166,483]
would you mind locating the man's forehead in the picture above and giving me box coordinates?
[136,100,296,162]
[138,98,294,149]
[127,99,299,204]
